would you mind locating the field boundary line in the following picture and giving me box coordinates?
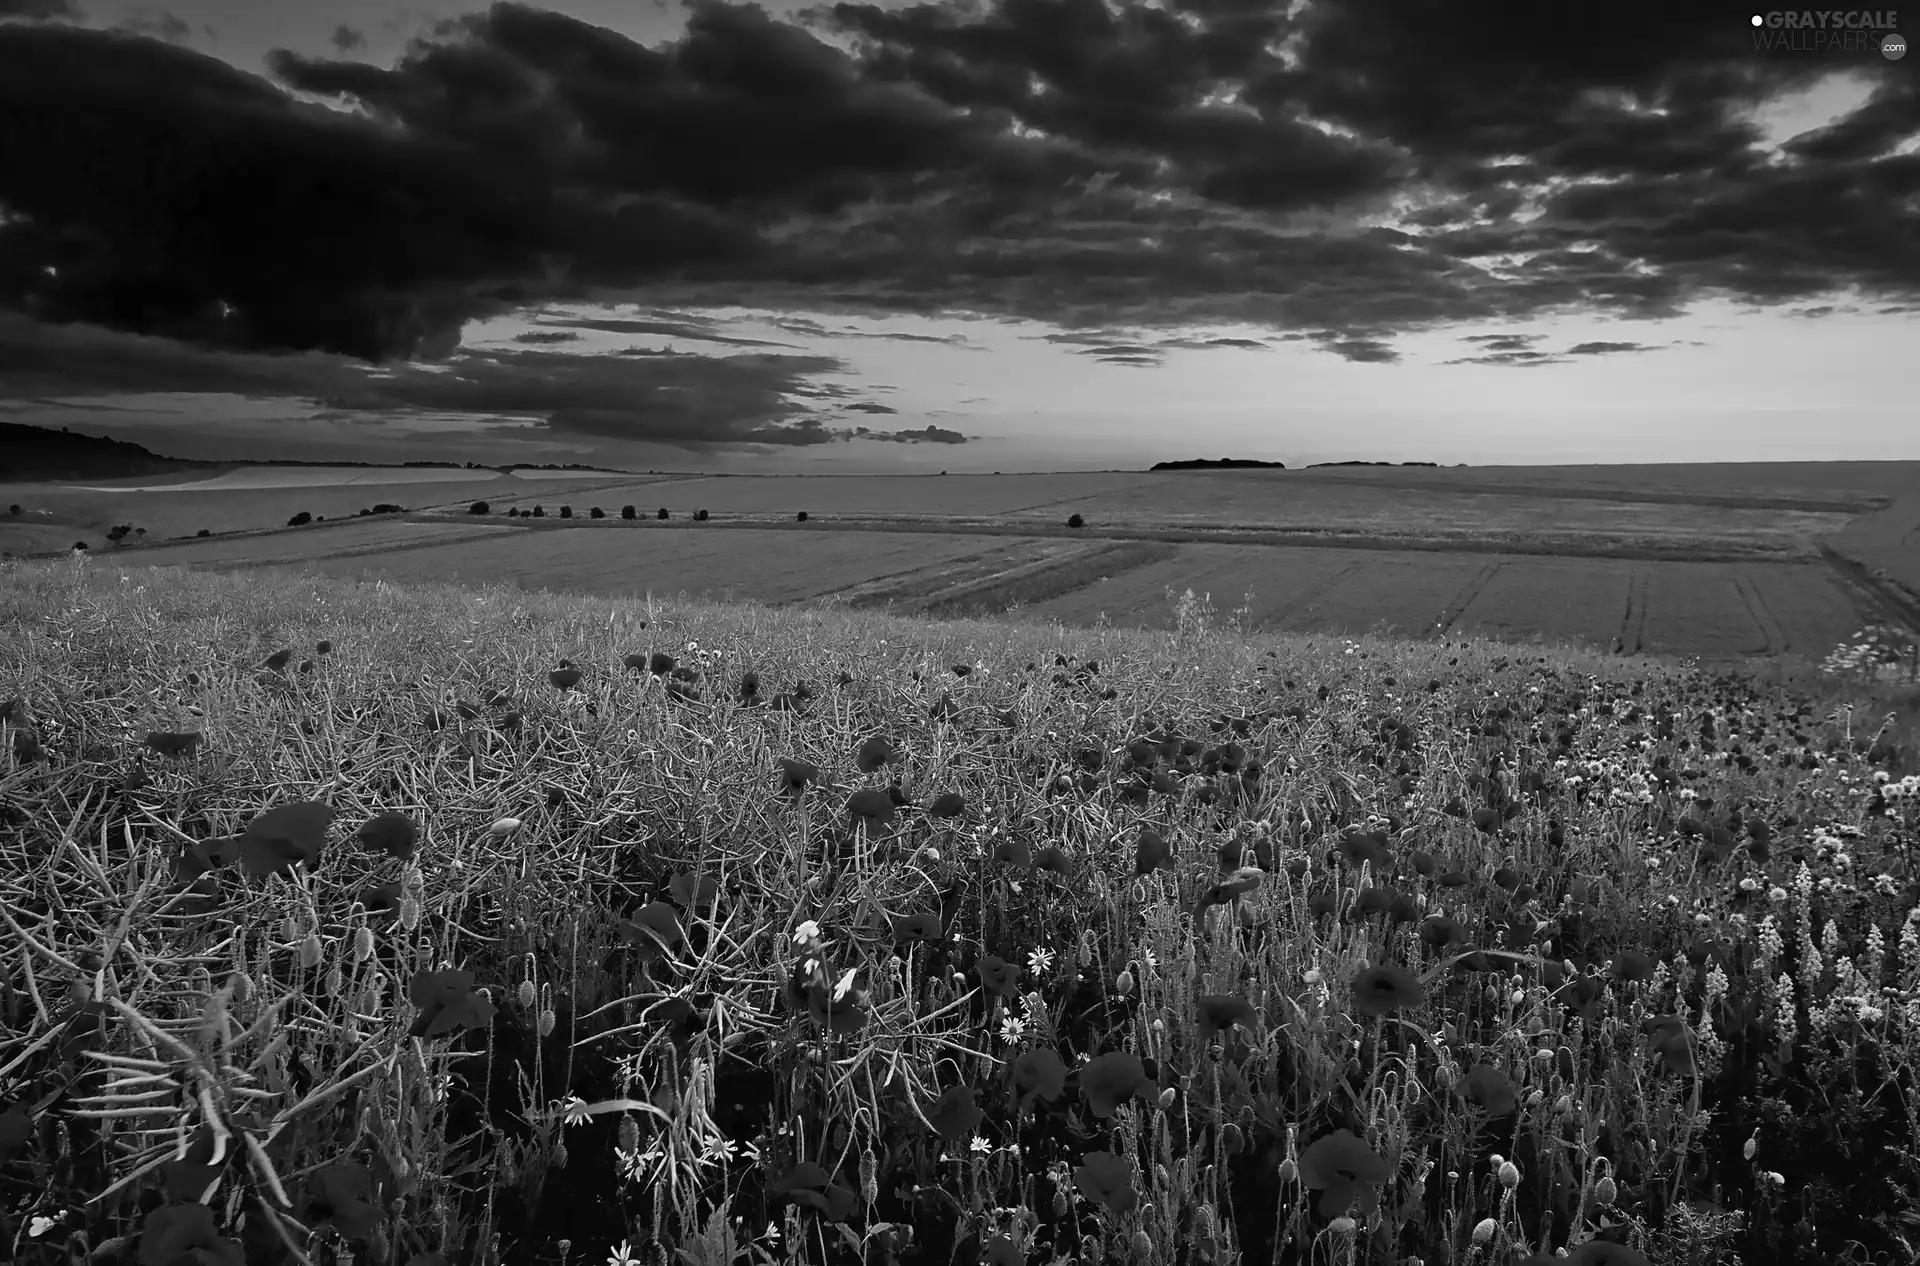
[1730,571,1784,656]
[1815,541,1920,638]
[1433,561,1503,636]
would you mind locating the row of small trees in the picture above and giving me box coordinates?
[466,503,727,521]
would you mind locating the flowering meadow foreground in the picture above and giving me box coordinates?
[1,560,1918,1266]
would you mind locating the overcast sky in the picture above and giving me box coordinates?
[0,0,1914,473]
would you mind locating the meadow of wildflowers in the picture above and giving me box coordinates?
[0,556,1917,1266]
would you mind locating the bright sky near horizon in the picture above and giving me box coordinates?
[1,0,1915,473]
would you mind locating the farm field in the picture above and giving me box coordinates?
[119,518,521,568]
[294,525,1022,605]
[568,471,1162,518]
[0,559,1915,1266]
[1293,459,1920,505]
[1824,493,1920,609]
[1001,474,1846,555]
[0,467,648,554]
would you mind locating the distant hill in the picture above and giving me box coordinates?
[0,422,228,482]
[1149,458,1287,471]
[1308,460,1441,468]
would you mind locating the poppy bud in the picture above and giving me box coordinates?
[232,972,252,1004]
[324,964,344,997]
[538,1008,557,1037]
[1553,1095,1573,1117]
[1193,1205,1215,1241]
[488,817,522,839]
[351,926,375,963]
[1115,969,1135,995]
[1130,1231,1152,1261]
[1220,1123,1243,1154]
[1328,1217,1356,1235]
[398,897,421,932]
[1594,1175,1618,1204]
[861,1150,878,1205]
[1743,1133,1757,1161]
[280,916,299,943]
[1276,1157,1298,1185]
[1498,1160,1520,1188]
[1472,1217,1497,1245]
[1158,1086,1177,1109]
[518,978,536,1008]
[617,1113,640,1155]
[299,933,324,970]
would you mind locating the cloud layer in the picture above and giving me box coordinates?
[0,0,1914,438]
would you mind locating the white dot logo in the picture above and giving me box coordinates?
[1751,13,1764,25]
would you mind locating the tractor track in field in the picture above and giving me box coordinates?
[1731,570,1787,655]
[1816,542,1920,640]
[1433,561,1504,636]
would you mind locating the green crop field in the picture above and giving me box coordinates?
[1,555,1916,1266]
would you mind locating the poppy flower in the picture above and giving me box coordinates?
[777,758,819,795]
[927,791,966,819]
[1350,964,1423,1017]
[618,903,685,955]
[1418,916,1464,949]
[891,912,943,945]
[356,811,418,860]
[1010,1047,1067,1110]
[669,872,719,914]
[263,649,292,672]
[982,1234,1023,1266]
[1134,828,1174,876]
[549,663,582,691]
[1195,994,1258,1043]
[315,640,332,656]
[1073,1150,1139,1215]
[807,982,869,1034]
[1336,827,1392,869]
[856,736,898,773]
[847,789,895,828]
[648,652,676,676]
[138,1202,244,1266]
[929,1085,984,1141]
[407,968,496,1038]
[1643,1015,1696,1076]
[976,955,1022,998]
[993,837,1034,867]
[159,1123,228,1203]
[1080,1051,1155,1118]
[770,1164,858,1221]
[304,1161,380,1241]
[1032,845,1072,875]
[930,693,961,722]
[145,730,204,758]
[239,801,336,880]
[1296,1129,1391,1218]
[1459,1064,1517,1115]
[1611,951,1654,983]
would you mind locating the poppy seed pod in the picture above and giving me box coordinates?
[351,926,375,963]
[538,1008,557,1037]
[518,978,537,1009]
[1594,1175,1618,1204]
[299,933,324,970]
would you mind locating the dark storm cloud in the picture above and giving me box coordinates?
[513,330,580,344]
[846,401,897,413]
[767,316,974,346]
[0,0,77,17]
[1565,341,1654,355]
[1,0,1916,420]
[330,24,368,53]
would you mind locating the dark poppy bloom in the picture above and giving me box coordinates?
[304,1161,380,1240]
[1010,1047,1067,1110]
[1135,828,1174,876]
[1196,994,1258,1043]
[737,672,760,704]
[929,1085,984,1141]
[1460,1063,1518,1115]
[1307,891,1339,918]
[847,789,895,828]
[770,1164,859,1220]
[1032,845,1072,875]
[1336,827,1392,869]
[549,663,582,691]
[976,955,1022,998]
[145,731,204,758]
[1353,885,1397,916]
[648,652,676,676]
[408,968,497,1038]
[1350,964,1424,1016]
[315,640,332,656]
[263,649,292,672]
[930,693,961,722]
[1073,1150,1138,1215]
[1611,950,1654,983]
[993,837,1034,867]
[138,1203,244,1266]
[1297,1129,1391,1218]
[617,903,686,955]
[856,736,897,773]
[891,912,943,945]
[239,801,336,880]
[1643,1015,1696,1076]
[806,982,870,1034]
[777,758,818,795]
[622,652,649,672]
[668,872,719,913]
[982,1234,1022,1266]
[927,791,966,819]
[1439,869,1471,888]
[1080,1051,1154,1118]
[355,811,418,860]
[1409,849,1437,877]
[1418,915,1465,949]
